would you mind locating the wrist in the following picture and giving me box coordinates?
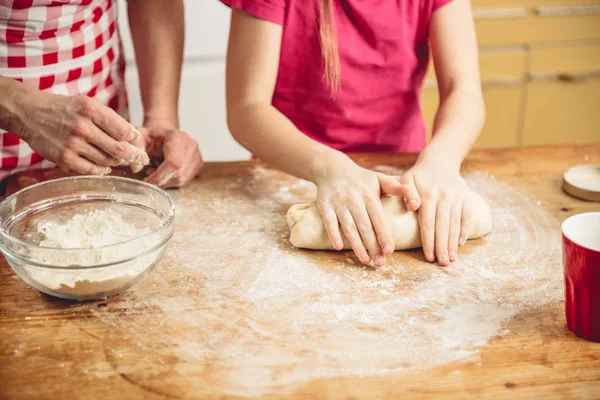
[0,79,32,137]
[143,110,179,130]
[417,143,462,171]
[309,149,352,185]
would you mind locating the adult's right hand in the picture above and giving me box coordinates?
[13,91,149,175]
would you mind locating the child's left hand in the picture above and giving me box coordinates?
[399,153,473,266]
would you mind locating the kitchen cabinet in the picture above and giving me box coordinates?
[422,1,600,147]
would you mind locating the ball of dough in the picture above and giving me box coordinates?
[287,193,492,250]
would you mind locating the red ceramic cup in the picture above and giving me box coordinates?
[562,212,600,342]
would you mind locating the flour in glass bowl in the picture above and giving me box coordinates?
[22,209,160,297]
[38,209,148,250]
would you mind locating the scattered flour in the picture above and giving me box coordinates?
[22,209,160,297]
[90,165,562,396]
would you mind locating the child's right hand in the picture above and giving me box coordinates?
[311,152,413,266]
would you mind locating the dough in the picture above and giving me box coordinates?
[287,193,493,250]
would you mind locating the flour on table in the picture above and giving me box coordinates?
[90,165,562,396]
[24,209,158,296]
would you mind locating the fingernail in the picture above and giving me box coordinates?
[128,124,140,141]
[407,200,419,210]
[335,241,343,250]
[361,254,370,264]
[384,244,394,254]
[449,251,457,261]
[130,163,143,174]
[375,255,386,266]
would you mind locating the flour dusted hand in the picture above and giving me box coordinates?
[287,192,492,251]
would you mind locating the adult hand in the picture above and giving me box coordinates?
[132,120,203,189]
[13,91,149,175]
[399,153,472,266]
[311,152,412,266]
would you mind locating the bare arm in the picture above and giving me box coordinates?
[127,0,203,188]
[226,9,415,266]
[423,0,485,164]
[0,76,148,175]
[226,8,343,182]
[401,0,485,266]
[127,0,184,127]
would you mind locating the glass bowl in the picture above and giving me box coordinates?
[0,176,175,301]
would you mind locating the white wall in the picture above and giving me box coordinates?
[117,0,250,161]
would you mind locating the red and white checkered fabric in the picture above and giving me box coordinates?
[0,0,128,181]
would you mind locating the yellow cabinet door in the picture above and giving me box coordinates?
[421,85,523,149]
[423,49,526,149]
[475,14,600,46]
[522,79,600,145]
[471,0,600,8]
[523,43,600,145]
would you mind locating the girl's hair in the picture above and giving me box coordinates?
[318,0,341,95]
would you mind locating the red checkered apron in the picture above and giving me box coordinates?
[0,0,128,181]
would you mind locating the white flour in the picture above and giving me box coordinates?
[91,165,563,396]
[23,209,158,297]
[38,209,147,249]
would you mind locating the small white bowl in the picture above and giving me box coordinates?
[0,176,175,301]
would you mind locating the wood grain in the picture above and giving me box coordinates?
[1,144,599,400]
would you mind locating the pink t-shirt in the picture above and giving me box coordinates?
[222,0,453,153]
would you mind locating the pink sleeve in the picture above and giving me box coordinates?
[432,0,453,12]
[220,0,286,26]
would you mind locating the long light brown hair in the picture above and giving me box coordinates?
[318,0,341,95]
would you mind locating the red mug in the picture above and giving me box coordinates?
[562,212,600,342]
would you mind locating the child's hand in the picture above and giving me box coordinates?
[399,154,472,266]
[311,152,411,266]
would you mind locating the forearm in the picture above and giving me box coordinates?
[127,0,184,126]
[420,86,485,167]
[0,77,32,135]
[228,103,347,182]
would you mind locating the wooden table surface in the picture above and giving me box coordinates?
[1,144,599,400]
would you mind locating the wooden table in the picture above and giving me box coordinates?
[1,144,599,399]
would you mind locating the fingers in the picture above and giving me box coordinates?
[144,131,204,189]
[378,174,404,196]
[78,143,123,167]
[365,196,394,256]
[448,202,462,262]
[339,209,370,265]
[128,127,148,173]
[351,202,385,266]
[459,197,473,246]
[85,123,150,166]
[317,202,343,250]
[58,151,111,176]
[419,199,436,263]
[177,151,204,186]
[434,201,451,266]
[144,159,177,188]
[398,173,421,211]
[81,96,138,142]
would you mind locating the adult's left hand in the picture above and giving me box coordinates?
[132,121,204,189]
